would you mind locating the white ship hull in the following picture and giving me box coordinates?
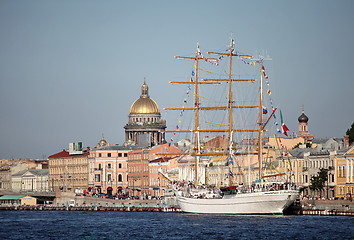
[176,190,298,215]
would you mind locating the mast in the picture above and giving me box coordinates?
[174,43,212,184]
[252,57,271,180]
[227,39,235,187]
[160,40,258,187]
[258,59,264,180]
[208,39,253,187]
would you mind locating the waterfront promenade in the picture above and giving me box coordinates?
[1,191,354,216]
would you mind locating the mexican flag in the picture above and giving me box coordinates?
[280,110,290,136]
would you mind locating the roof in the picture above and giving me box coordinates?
[27,169,49,175]
[129,81,160,114]
[13,169,49,176]
[0,195,28,200]
[149,157,173,163]
[312,138,330,144]
[48,150,90,159]
[288,148,312,158]
[12,169,28,177]
[94,145,140,151]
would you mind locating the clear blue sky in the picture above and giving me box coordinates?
[0,0,353,159]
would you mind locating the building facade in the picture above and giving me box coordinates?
[335,146,354,198]
[88,143,138,195]
[48,148,90,192]
[127,144,181,198]
[148,156,179,197]
[12,169,49,193]
[0,160,41,191]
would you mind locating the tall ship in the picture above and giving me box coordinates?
[162,39,299,215]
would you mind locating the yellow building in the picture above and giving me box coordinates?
[48,146,90,193]
[335,145,354,198]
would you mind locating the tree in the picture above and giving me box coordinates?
[309,168,328,198]
[346,122,354,145]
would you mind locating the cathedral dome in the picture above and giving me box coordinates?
[298,112,309,123]
[129,81,160,114]
[97,136,107,147]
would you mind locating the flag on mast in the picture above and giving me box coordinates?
[280,110,290,136]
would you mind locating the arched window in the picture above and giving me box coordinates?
[118,174,123,182]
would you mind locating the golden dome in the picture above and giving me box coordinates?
[129,81,160,114]
[98,135,107,147]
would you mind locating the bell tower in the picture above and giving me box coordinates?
[298,105,313,141]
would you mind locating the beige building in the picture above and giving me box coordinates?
[285,149,336,198]
[335,145,354,198]
[48,147,90,192]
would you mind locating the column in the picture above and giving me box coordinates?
[346,159,350,183]
[349,158,354,183]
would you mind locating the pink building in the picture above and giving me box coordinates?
[127,143,181,198]
[88,139,139,195]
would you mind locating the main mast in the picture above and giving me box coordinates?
[257,59,265,180]
[207,39,253,186]
[172,44,221,184]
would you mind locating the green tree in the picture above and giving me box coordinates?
[309,168,328,198]
[346,122,354,145]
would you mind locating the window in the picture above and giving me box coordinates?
[124,153,128,157]
[95,174,101,182]
[118,153,122,157]
[107,174,112,182]
[98,164,102,170]
[108,153,111,157]
[118,174,123,182]
[118,163,122,168]
[98,153,102,157]
[338,166,341,178]
[108,163,112,169]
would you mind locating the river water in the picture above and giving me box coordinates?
[0,211,353,239]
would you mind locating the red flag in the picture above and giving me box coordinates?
[280,110,289,136]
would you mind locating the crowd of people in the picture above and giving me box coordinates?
[172,181,298,199]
